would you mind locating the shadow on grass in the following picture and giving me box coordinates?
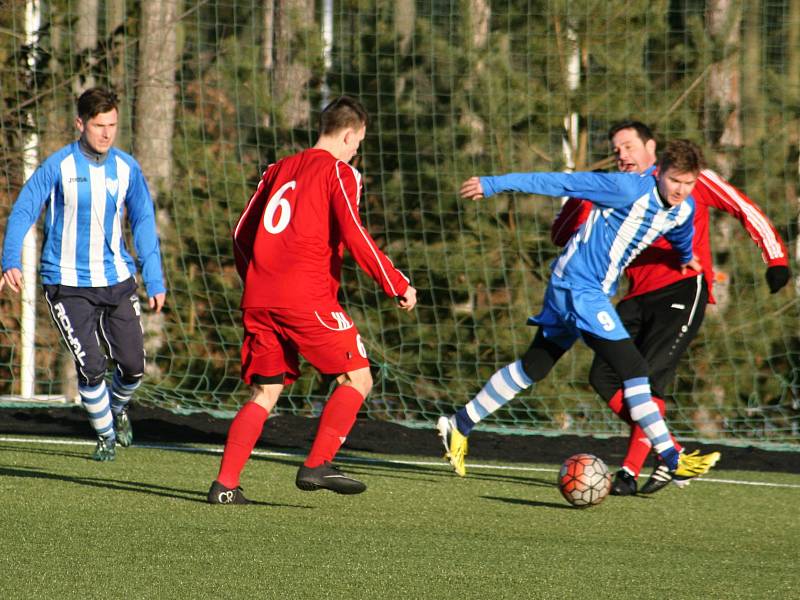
[247,451,559,487]
[346,461,555,488]
[0,443,95,461]
[0,440,558,491]
[0,465,312,508]
[462,471,555,487]
[481,495,573,510]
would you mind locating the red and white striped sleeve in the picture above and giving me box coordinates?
[331,161,410,298]
[696,169,788,266]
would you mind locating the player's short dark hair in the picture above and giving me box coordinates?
[77,88,119,122]
[658,139,705,174]
[608,120,655,144]
[319,95,368,135]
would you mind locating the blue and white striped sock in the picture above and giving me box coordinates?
[455,360,533,436]
[110,372,141,416]
[79,381,115,440]
[624,377,678,469]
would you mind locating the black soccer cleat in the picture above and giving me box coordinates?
[639,459,673,494]
[207,480,250,505]
[295,462,366,495]
[610,469,638,496]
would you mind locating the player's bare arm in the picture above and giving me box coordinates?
[459,177,484,200]
[0,268,23,293]
[398,285,417,311]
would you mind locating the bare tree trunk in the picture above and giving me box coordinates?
[460,0,490,156]
[741,0,764,142]
[704,0,742,178]
[789,0,800,105]
[273,0,314,129]
[134,0,178,193]
[260,0,275,127]
[33,6,78,401]
[788,0,800,283]
[393,0,415,101]
[74,0,98,93]
[263,0,274,72]
[134,0,179,367]
[105,0,128,148]
[105,0,126,87]
[396,0,415,56]
[469,0,490,48]
[561,22,579,172]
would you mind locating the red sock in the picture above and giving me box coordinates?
[607,390,633,425]
[216,401,269,489]
[622,423,652,477]
[305,385,364,468]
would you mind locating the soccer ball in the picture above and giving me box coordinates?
[558,453,612,508]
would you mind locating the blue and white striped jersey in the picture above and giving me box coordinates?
[2,141,166,296]
[480,171,695,297]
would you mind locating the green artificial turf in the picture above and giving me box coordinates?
[0,438,798,599]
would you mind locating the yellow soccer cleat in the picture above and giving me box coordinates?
[672,449,721,488]
[436,415,469,477]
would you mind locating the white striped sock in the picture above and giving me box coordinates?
[624,377,673,454]
[463,361,533,425]
[80,382,114,438]
[111,374,140,413]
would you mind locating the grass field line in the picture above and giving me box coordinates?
[2,434,799,490]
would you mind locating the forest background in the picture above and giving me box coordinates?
[1,0,799,445]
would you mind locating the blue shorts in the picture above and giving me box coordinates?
[527,280,630,346]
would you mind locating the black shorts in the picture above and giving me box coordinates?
[589,275,709,400]
[43,278,145,386]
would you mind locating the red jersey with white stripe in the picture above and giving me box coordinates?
[234,148,409,308]
[550,169,788,303]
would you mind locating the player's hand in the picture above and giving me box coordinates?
[0,268,24,293]
[459,177,485,200]
[765,265,790,294]
[397,286,417,312]
[149,292,166,313]
[680,255,702,274]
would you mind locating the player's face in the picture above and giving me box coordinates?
[611,128,657,173]
[76,109,118,154]
[341,125,366,163]
[657,167,698,206]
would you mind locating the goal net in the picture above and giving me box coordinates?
[1,0,798,446]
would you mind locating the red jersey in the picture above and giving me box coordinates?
[234,148,409,308]
[550,169,788,303]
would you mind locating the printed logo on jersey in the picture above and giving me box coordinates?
[68,177,88,183]
[314,310,354,331]
[106,177,119,196]
[53,302,87,366]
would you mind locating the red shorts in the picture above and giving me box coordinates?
[240,305,370,385]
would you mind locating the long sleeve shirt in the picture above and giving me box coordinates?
[2,141,166,297]
[480,171,695,297]
[549,168,788,302]
[234,148,410,308]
